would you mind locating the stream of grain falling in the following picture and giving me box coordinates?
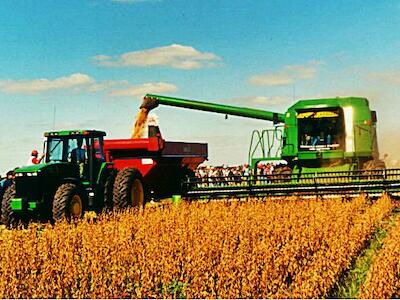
[131,108,149,139]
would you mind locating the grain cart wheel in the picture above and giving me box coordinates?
[52,183,84,222]
[113,168,145,210]
[1,184,17,227]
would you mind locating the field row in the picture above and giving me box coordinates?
[0,195,394,298]
[360,213,400,298]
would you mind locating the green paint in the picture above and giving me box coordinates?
[96,162,110,185]
[44,129,106,137]
[28,202,37,210]
[16,162,72,174]
[301,163,353,173]
[172,195,182,206]
[144,94,378,174]
[11,198,22,210]
[15,164,45,173]
[145,94,285,123]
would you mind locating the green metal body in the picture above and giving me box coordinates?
[143,94,379,173]
[145,94,285,123]
[11,130,111,219]
[281,97,377,170]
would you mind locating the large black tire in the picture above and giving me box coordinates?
[52,183,84,222]
[273,166,292,182]
[113,168,145,210]
[1,184,17,227]
[363,159,386,171]
[103,170,117,210]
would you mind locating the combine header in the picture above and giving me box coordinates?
[141,94,400,198]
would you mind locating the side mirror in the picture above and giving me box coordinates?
[371,111,377,123]
[273,113,280,125]
[42,140,48,163]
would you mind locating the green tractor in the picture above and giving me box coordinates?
[1,130,144,226]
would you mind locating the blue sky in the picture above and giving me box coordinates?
[1,0,400,173]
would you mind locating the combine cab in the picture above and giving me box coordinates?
[1,130,207,225]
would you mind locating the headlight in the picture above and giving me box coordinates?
[20,172,37,176]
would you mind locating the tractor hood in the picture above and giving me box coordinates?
[15,164,47,174]
[15,162,79,177]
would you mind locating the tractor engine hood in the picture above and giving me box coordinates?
[15,163,47,175]
[15,162,79,178]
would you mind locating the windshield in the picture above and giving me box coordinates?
[47,138,64,162]
[297,109,344,151]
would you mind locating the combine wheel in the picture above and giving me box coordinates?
[1,184,18,227]
[363,159,386,170]
[52,183,84,222]
[273,166,292,182]
[113,168,145,210]
[362,160,386,180]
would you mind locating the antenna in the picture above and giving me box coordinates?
[292,84,296,102]
[52,104,56,130]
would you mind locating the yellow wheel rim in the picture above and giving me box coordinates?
[70,194,83,219]
[131,179,144,208]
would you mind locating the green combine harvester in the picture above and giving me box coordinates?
[141,94,400,198]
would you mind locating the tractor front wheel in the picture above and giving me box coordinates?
[1,184,17,227]
[52,183,84,222]
[113,168,145,210]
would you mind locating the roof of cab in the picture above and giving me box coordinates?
[44,129,106,137]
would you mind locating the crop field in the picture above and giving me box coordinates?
[0,195,398,298]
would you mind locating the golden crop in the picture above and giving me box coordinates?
[360,213,400,298]
[0,195,393,298]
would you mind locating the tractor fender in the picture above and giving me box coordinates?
[59,177,85,189]
[96,162,114,187]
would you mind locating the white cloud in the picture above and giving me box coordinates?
[366,70,400,85]
[92,54,112,61]
[109,82,178,97]
[223,95,291,106]
[93,44,222,70]
[249,61,322,86]
[87,80,129,93]
[0,74,177,98]
[0,73,94,94]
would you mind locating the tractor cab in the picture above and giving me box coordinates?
[1,130,112,225]
[44,130,106,185]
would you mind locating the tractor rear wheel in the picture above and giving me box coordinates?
[1,184,17,227]
[104,170,117,210]
[52,183,84,222]
[113,168,145,210]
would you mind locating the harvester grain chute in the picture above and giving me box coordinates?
[141,94,400,198]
